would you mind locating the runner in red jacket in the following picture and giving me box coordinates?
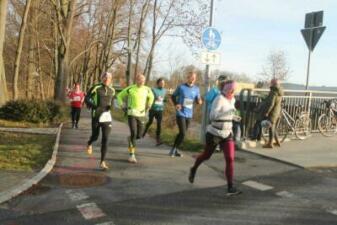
[67,83,85,129]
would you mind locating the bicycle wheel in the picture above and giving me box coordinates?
[276,116,289,143]
[318,114,337,137]
[294,114,312,140]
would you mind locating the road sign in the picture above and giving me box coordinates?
[301,26,326,51]
[202,27,221,51]
[200,51,221,65]
[305,11,323,28]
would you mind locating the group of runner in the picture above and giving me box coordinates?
[67,70,242,195]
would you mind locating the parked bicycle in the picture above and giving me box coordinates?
[318,100,337,137]
[262,103,312,143]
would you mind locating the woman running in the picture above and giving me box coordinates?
[188,80,241,196]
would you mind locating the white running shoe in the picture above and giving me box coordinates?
[128,154,137,163]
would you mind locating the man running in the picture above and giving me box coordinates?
[85,72,115,170]
[189,80,241,196]
[142,78,167,146]
[67,83,85,129]
[170,70,202,157]
[117,74,154,163]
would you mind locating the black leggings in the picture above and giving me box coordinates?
[173,116,191,149]
[71,107,81,124]
[128,116,144,148]
[88,118,111,162]
[143,110,163,137]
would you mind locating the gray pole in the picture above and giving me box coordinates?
[305,50,311,90]
[200,0,215,143]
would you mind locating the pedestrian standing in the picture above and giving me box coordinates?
[117,74,154,163]
[170,70,202,157]
[67,83,85,129]
[142,78,167,146]
[189,80,241,196]
[85,72,115,170]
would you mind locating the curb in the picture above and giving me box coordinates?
[0,123,63,204]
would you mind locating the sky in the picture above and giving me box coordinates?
[155,0,337,86]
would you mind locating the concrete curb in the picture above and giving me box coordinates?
[0,123,63,204]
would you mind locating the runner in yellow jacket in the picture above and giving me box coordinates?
[117,74,154,163]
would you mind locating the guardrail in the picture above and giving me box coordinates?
[239,88,337,139]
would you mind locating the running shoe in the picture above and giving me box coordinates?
[227,186,242,196]
[86,145,92,155]
[175,150,183,157]
[169,148,176,157]
[100,161,109,170]
[188,167,196,183]
[128,154,137,163]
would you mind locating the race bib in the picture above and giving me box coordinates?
[183,98,194,109]
[99,111,112,123]
[155,97,164,106]
[72,96,81,102]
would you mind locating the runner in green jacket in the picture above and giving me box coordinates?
[117,74,154,163]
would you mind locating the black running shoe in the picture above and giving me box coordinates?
[175,150,183,157]
[227,186,242,196]
[188,167,196,183]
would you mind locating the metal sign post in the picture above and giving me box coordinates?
[301,11,326,90]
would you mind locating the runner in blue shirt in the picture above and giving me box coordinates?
[170,71,203,157]
[142,78,167,145]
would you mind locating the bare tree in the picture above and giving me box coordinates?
[260,50,290,82]
[0,0,9,105]
[52,0,77,101]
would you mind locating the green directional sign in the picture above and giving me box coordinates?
[301,26,326,51]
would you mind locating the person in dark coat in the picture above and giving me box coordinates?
[261,79,284,148]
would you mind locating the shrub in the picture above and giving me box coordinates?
[0,100,67,124]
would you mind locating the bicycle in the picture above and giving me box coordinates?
[262,104,312,143]
[318,100,337,137]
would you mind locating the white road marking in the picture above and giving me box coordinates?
[96,222,116,225]
[327,209,337,216]
[276,191,295,198]
[242,180,274,191]
[66,189,89,201]
[77,202,106,220]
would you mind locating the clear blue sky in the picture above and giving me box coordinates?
[155,0,337,86]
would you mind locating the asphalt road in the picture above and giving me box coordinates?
[0,117,336,225]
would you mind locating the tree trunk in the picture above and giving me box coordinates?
[0,0,9,105]
[54,0,77,102]
[13,0,32,100]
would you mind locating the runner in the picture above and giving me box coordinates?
[170,71,202,157]
[188,80,241,196]
[117,74,154,163]
[66,83,85,129]
[142,77,167,146]
[85,72,115,170]
[205,75,228,115]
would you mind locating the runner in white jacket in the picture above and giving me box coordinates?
[188,80,241,196]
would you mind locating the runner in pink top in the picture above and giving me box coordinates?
[67,83,85,129]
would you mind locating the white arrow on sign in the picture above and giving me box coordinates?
[200,51,221,65]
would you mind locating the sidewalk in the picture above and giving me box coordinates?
[242,134,337,168]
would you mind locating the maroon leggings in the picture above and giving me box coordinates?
[192,132,235,185]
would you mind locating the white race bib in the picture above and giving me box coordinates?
[72,96,81,102]
[155,97,164,106]
[99,111,112,123]
[183,98,194,109]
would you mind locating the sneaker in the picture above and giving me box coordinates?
[86,145,93,155]
[128,154,137,163]
[174,150,183,157]
[227,186,242,196]
[100,161,109,170]
[169,148,176,157]
[188,167,196,184]
[72,123,75,129]
[75,123,79,129]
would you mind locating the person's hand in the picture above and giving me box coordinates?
[176,104,182,111]
[197,98,203,105]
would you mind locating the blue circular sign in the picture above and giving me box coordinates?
[202,27,221,51]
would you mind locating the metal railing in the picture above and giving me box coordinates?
[239,88,337,139]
